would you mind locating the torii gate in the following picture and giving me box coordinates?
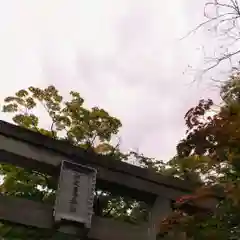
[0,120,218,239]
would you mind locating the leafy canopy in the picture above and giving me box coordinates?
[0,85,161,238]
[160,73,240,239]
[1,85,122,202]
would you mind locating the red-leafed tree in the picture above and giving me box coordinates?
[159,73,240,239]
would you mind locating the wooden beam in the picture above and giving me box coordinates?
[0,134,190,202]
[0,122,221,208]
[0,120,196,192]
[0,195,148,240]
[0,150,185,203]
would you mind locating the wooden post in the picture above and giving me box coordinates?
[148,197,172,240]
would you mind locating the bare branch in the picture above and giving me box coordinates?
[202,49,240,74]
[180,12,238,40]
[183,0,240,78]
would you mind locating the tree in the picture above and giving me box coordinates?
[0,85,163,238]
[159,72,240,239]
[0,85,122,201]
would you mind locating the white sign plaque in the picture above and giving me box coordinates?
[54,160,97,228]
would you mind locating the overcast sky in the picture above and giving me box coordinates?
[0,0,222,161]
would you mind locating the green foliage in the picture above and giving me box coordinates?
[95,191,149,224]
[1,86,122,200]
[2,86,122,145]
[0,85,159,239]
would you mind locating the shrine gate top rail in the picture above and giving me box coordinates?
[0,120,217,240]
